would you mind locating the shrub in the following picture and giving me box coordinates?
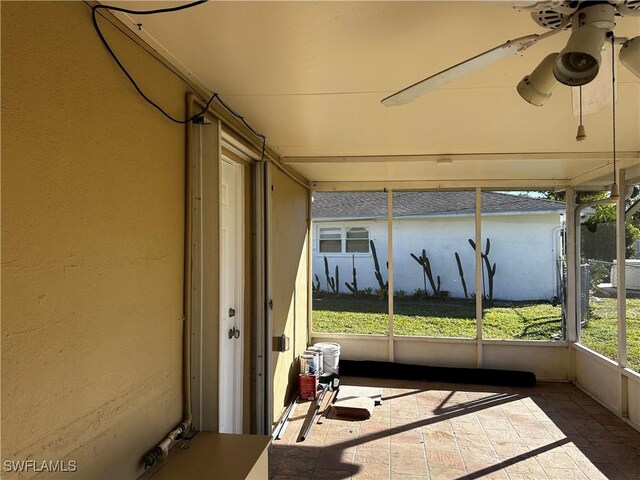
[373,287,388,300]
[412,288,428,299]
[435,290,451,301]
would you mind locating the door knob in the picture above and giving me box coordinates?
[228,326,240,339]
[228,308,236,317]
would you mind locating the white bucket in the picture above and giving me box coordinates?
[314,342,340,374]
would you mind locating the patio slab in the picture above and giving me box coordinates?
[270,377,640,480]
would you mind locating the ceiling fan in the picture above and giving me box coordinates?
[381,1,640,108]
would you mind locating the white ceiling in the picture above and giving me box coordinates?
[109,1,640,188]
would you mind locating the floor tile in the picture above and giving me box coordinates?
[422,430,459,453]
[311,468,353,480]
[428,468,466,480]
[391,443,426,459]
[491,441,529,459]
[503,458,548,478]
[275,456,316,476]
[390,456,428,476]
[354,446,391,466]
[543,467,588,479]
[270,377,640,480]
[351,463,390,479]
[426,451,465,470]
[391,428,424,445]
[390,475,429,480]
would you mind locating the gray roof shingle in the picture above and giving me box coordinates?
[312,191,564,219]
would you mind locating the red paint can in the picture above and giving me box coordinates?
[298,373,318,401]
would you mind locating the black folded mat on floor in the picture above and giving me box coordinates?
[339,360,536,387]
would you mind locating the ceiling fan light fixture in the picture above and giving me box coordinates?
[517,52,559,106]
[553,4,615,86]
[554,26,606,85]
[620,36,640,79]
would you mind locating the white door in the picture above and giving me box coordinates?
[219,157,244,433]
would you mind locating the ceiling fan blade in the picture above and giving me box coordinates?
[382,34,540,107]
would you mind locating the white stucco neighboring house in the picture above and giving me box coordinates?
[312,191,566,301]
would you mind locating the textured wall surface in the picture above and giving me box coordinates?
[2,2,190,478]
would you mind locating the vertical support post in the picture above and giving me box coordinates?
[616,169,628,417]
[617,169,627,367]
[307,189,313,346]
[387,189,394,362]
[565,187,577,382]
[264,162,273,432]
[575,204,583,341]
[566,187,577,343]
[253,161,266,434]
[475,187,483,367]
[189,122,203,431]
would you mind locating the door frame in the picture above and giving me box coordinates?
[219,154,245,433]
[189,114,267,433]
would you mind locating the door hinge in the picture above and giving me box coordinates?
[268,299,273,310]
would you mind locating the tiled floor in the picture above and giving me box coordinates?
[269,377,640,480]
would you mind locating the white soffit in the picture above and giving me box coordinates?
[106,1,640,185]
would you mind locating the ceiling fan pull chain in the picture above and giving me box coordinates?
[579,86,583,125]
[576,86,586,142]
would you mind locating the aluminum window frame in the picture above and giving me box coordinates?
[317,224,371,255]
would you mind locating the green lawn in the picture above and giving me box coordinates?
[312,295,640,372]
[580,297,640,373]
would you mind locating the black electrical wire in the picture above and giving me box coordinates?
[91,0,269,159]
[91,1,215,124]
[213,94,267,159]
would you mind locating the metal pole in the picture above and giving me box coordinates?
[265,162,274,432]
[616,169,628,418]
[475,187,483,367]
[253,161,266,434]
[617,169,627,368]
[387,189,394,362]
[565,187,577,382]
[300,384,329,441]
[307,189,313,346]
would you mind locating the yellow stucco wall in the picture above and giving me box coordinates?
[2,2,190,478]
[270,166,310,422]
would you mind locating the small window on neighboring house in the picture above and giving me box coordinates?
[319,227,342,253]
[346,227,369,253]
[318,226,370,254]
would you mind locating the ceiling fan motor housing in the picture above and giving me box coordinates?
[553,3,616,86]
